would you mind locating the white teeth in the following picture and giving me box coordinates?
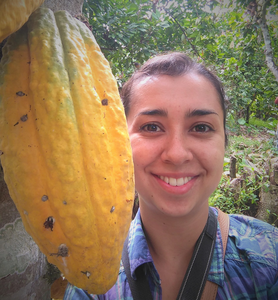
[176,178,184,186]
[169,178,177,186]
[159,176,192,186]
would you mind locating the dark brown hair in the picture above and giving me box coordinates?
[121,52,228,146]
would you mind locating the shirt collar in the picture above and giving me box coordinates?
[127,207,225,287]
[127,208,154,279]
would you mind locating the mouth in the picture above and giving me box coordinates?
[159,176,193,187]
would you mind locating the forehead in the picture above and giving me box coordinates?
[130,73,221,111]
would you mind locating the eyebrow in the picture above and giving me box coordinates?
[136,109,168,118]
[186,109,218,118]
[136,108,218,119]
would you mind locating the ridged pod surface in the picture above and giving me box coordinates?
[0,7,134,294]
[0,0,45,43]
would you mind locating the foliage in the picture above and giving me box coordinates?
[210,1,278,123]
[83,0,278,122]
[227,114,277,136]
[83,0,159,86]
[249,116,277,130]
[209,127,277,216]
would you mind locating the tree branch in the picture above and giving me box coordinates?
[167,11,202,59]
[259,0,278,81]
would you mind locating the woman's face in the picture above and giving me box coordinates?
[127,74,225,218]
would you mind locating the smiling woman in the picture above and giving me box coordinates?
[64,53,278,300]
[126,74,225,221]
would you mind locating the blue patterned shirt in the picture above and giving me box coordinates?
[64,208,278,300]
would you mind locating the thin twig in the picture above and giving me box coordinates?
[167,11,202,59]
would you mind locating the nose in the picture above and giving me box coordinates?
[161,134,193,165]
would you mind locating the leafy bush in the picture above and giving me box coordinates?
[209,128,277,216]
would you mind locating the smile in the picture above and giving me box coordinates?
[159,176,193,186]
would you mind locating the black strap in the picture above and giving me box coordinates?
[122,236,153,299]
[122,207,217,300]
[176,208,217,300]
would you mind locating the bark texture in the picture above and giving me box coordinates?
[259,0,278,81]
[256,157,278,225]
[42,0,83,15]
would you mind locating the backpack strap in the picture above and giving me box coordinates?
[176,208,217,300]
[200,208,230,300]
[122,236,153,299]
[122,208,229,300]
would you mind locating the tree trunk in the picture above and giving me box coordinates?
[275,124,278,150]
[230,155,237,179]
[258,0,278,149]
[0,1,84,299]
[42,0,83,16]
[256,157,278,225]
[259,0,278,82]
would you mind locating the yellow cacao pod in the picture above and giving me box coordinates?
[0,0,45,43]
[0,7,134,294]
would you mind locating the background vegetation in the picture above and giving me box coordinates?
[82,0,278,123]
[82,0,278,222]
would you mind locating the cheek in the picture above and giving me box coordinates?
[130,138,161,165]
[199,141,225,172]
[131,147,153,170]
[130,142,147,173]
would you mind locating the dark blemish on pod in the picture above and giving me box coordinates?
[0,150,3,156]
[20,114,28,122]
[41,195,48,202]
[81,271,91,278]
[50,244,69,257]
[101,99,108,106]
[16,91,26,96]
[44,216,55,231]
[110,206,115,213]
[63,200,67,205]
[24,210,28,215]
[14,122,19,126]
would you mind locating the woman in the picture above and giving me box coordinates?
[64,52,278,299]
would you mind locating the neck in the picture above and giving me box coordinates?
[140,203,209,264]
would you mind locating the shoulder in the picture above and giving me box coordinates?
[229,213,278,236]
[227,214,278,262]
[218,213,278,299]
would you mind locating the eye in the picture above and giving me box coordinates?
[141,123,162,132]
[192,124,213,133]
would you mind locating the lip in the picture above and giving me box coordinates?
[152,173,198,195]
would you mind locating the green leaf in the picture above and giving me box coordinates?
[238,118,246,125]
